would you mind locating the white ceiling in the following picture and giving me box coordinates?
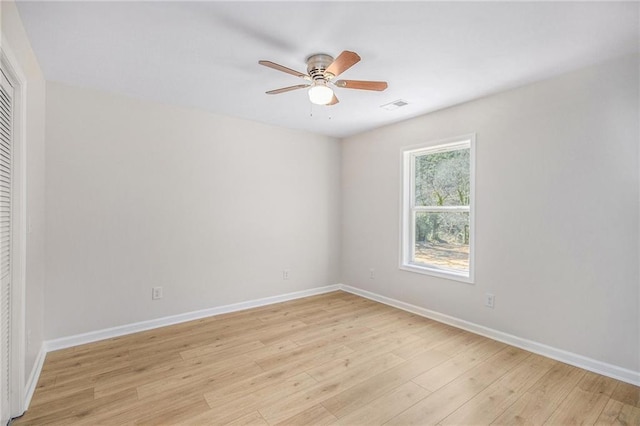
[15,1,639,138]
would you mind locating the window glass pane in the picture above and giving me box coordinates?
[414,148,470,207]
[414,211,469,273]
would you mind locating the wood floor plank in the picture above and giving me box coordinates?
[46,351,131,386]
[195,373,318,424]
[291,324,375,347]
[95,351,254,399]
[321,349,449,419]
[28,374,95,406]
[18,388,96,422]
[203,346,352,406]
[136,359,262,400]
[543,370,620,425]
[578,370,621,396]
[275,404,338,426]
[306,335,420,383]
[596,399,640,425]
[258,341,354,372]
[491,361,586,425]
[126,318,268,358]
[412,336,506,391]
[371,312,434,334]
[124,317,256,353]
[28,371,56,404]
[335,381,429,425]
[23,389,138,426]
[257,300,333,322]
[345,309,410,330]
[309,304,391,328]
[544,386,610,425]
[387,347,530,425]
[226,411,269,426]
[178,337,265,360]
[391,328,473,361]
[424,329,483,356]
[133,396,210,426]
[43,345,129,372]
[345,327,420,353]
[244,339,300,360]
[611,381,640,407]
[88,391,208,426]
[440,353,555,425]
[15,291,639,426]
[259,352,405,424]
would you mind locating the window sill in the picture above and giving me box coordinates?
[399,263,474,284]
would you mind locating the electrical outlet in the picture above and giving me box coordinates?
[152,287,163,300]
[369,269,375,279]
[283,269,290,280]
[485,293,495,309]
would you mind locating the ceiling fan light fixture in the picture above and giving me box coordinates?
[308,82,334,105]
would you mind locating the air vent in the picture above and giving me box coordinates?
[381,99,408,111]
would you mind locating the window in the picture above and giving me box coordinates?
[401,135,475,282]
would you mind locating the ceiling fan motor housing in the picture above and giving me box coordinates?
[306,54,335,82]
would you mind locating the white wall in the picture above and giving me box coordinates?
[45,82,341,339]
[1,0,47,385]
[342,55,639,372]
[35,41,640,376]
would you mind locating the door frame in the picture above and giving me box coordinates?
[0,35,28,418]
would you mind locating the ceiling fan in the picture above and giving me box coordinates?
[259,50,388,106]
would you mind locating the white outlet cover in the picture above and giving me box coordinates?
[152,287,163,300]
[485,293,495,308]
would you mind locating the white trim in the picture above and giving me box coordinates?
[23,343,45,411]
[45,285,341,352]
[1,35,28,418]
[399,264,471,282]
[340,284,640,386]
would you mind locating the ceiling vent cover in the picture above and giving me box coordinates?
[381,99,408,110]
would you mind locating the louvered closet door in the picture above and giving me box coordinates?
[0,67,14,426]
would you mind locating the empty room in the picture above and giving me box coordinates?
[1,0,639,424]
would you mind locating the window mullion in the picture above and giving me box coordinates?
[413,206,470,213]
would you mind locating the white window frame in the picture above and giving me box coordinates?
[400,134,475,283]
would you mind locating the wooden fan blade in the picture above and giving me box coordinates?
[325,51,361,78]
[266,84,309,95]
[334,80,388,91]
[259,60,309,79]
[327,94,339,106]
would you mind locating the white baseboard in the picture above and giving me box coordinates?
[340,284,640,386]
[46,284,341,352]
[23,343,46,411]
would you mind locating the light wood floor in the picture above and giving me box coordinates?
[16,291,640,425]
